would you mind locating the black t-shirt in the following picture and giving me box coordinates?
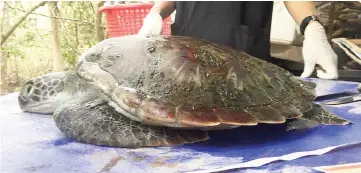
[171,1,274,61]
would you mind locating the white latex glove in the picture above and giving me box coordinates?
[138,11,163,36]
[301,21,338,79]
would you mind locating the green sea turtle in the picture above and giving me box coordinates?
[18,35,351,148]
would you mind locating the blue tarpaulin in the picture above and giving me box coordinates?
[1,78,360,173]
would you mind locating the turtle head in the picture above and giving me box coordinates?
[18,71,79,114]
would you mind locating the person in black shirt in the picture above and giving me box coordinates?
[139,1,338,80]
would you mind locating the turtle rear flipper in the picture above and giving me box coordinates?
[53,99,209,148]
[299,80,317,90]
[302,103,351,125]
[286,103,351,131]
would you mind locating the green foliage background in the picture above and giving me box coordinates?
[1,1,106,93]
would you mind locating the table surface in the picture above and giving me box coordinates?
[1,78,361,173]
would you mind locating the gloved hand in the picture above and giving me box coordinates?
[301,21,338,79]
[138,11,163,36]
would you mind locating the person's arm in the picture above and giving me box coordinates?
[150,1,176,20]
[138,1,175,35]
[283,1,318,25]
[284,1,339,80]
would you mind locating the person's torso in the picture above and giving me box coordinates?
[171,1,274,60]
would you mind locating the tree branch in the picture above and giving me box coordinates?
[6,4,94,25]
[56,5,82,55]
[1,1,47,45]
[93,1,105,42]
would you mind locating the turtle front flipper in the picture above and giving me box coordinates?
[53,99,209,148]
[286,103,351,131]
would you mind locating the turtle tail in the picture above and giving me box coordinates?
[53,99,209,148]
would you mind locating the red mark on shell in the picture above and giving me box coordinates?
[185,47,197,62]
[168,112,175,119]
[124,98,140,109]
[168,42,196,62]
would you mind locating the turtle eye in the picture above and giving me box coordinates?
[27,85,32,93]
[21,82,35,98]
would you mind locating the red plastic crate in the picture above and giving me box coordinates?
[100,3,172,37]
